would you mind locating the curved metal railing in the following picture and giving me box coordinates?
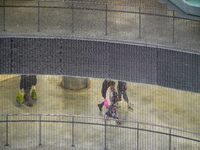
[0,114,199,149]
[0,0,200,52]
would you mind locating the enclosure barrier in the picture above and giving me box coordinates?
[0,0,200,45]
[0,114,199,150]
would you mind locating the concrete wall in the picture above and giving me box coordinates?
[169,0,200,17]
[0,37,199,93]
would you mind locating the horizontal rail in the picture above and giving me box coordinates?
[0,0,171,11]
[0,114,200,136]
[0,118,200,143]
[0,4,199,22]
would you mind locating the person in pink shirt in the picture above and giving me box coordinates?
[104,81,122,124]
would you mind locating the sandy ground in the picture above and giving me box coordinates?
[0,0,199,52]
[0,75,199,150]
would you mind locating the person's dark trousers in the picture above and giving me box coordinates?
[98,100,112,117]
[24,86,33,107]
[99,101,104,108]
[98,100,105,112]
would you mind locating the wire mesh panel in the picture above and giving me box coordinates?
[107,6,139,40]
[0,115,199,149]
[39,2,72,35]
[140,11,173,45]
[0,38,11,74]
[157,48,200,93]
[0,0,200,149]
[4,6,38,35]
[41,116,72,149]
[0,116,5,149]
[174,18,200,51]
[7,115,39,149]
[139,130,169,150]
[172,136,200,150]
[72,2,106,37]
[0,0,199,51]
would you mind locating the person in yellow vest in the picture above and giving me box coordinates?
[20,75,37,107]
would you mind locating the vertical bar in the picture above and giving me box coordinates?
[71,116,75,147]
[139,7,141,38]
[104,119,107,150]
[72,2,74,33]
[3,0,6,31]
[84,78,88,88]
[172,11,175,43]
[38,1,40,32]
[169,128,171,150]
[137,123,139,150]
[39,115,42,146]
[105,4,108,35]
[10,39,13,74]
[5,115,9,146]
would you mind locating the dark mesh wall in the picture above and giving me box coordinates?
[0,38,12,74]
[157,49,200,93]
[0,37,199,93]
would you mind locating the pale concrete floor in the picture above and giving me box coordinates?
[0,75,199,149]
[0,0,199,52]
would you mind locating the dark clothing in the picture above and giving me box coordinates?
[101,80,110,99]
[117,81,129,102]
[99,101,104,108]
[117,81,127,93]
[112,89,118,104]
[118,90,129,102]
[20,75,37,89]
[20,75,37,107]
[98,80,110,110]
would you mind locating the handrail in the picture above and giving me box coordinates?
[0,113,199,136]
[0,0,171,11]
[1,113,199,149]
[0,0,199,52]
[0,1,199,21]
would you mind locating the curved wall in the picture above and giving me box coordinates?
[0,37,200,93]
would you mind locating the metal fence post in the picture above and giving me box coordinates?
[38,1,40,32]
[84,78,88,88]
[10,38,13,74]
[5,114,9,146]
[3,0,6,31]
[72,2,74,33]
[105,4,108,35]
[71,116,75,147]
[104,119,107,150]
[172,11,175,43]
[39,115,42,146]
[137,123,139,150]
[139,7,141,38]
[169,128,172,150]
